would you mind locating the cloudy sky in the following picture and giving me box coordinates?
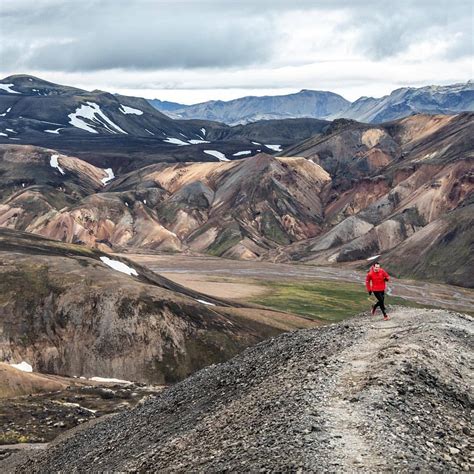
[0,0,472,103]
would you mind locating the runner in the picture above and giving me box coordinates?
[365,261,390,320]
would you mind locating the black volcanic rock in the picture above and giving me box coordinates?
[0,75,331,172]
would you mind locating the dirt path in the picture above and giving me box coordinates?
[321,316,396,470]
[313,307,473,471]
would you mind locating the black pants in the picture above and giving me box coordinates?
[373,291,386,315]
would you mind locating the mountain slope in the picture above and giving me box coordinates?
[108,153,331,257]
[383,202,474,287]
[16,308,473,472]
[0,228,312,385]
[277,113,474,277]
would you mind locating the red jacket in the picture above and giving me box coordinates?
[366,266,390,292]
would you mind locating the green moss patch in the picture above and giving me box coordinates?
[251,280,427,322]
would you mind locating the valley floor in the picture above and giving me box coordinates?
[125,253,474,315]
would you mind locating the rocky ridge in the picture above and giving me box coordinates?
[14,307,473,472]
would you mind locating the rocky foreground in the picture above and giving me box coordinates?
[8,307,474,472]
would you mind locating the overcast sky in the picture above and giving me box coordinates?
[0,0,472,103]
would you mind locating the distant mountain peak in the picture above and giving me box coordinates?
[150,81,473,125]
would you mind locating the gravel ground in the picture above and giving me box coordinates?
[10,307,474,472]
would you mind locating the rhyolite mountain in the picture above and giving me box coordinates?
[0,144,330,256]
[274,112,474,287]
[0,75,329,172]
[0,112,472,287]
[151,81,474,125]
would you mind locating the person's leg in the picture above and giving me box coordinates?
[373,292,386,314]
[373,296,379,309]
[376,291,387,315]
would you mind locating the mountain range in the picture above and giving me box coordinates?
[0,74,473,289]
[0,74,328,172]
[150,81,474,125]
[0,113,472,286]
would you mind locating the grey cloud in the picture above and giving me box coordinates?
[1,0,277,71]
[0,0,472,73]
[345,0,473,60]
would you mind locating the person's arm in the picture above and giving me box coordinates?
[383,270,390,282]
[365,273,372,293]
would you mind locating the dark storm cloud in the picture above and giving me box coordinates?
[0,0,472,72]
[0,0,277,71]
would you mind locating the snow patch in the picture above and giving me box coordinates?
[265,144,282,152]
[100,256,138,276]
[163,137,190,146]
[11,361,33,372]
[251,141,261,145]
[367,254,381,261]
[196,299,216,306]
[45,128,63,134]
[0,132,7,137]
[68,102,127,134]
[233,150,252,156]
[203,150,229,161]
[188,139,210,144]
[89,376,134,385]
[58,402,97,413]
[200,127,206,136]
[0,107,11,117]
[101,168,115,185]
[145,128,154,135]
[119,104,143,115]
[6,129,16,133]
[50,154,65,175]
[0,83,21,94]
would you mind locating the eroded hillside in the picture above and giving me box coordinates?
[0,228,314,385]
